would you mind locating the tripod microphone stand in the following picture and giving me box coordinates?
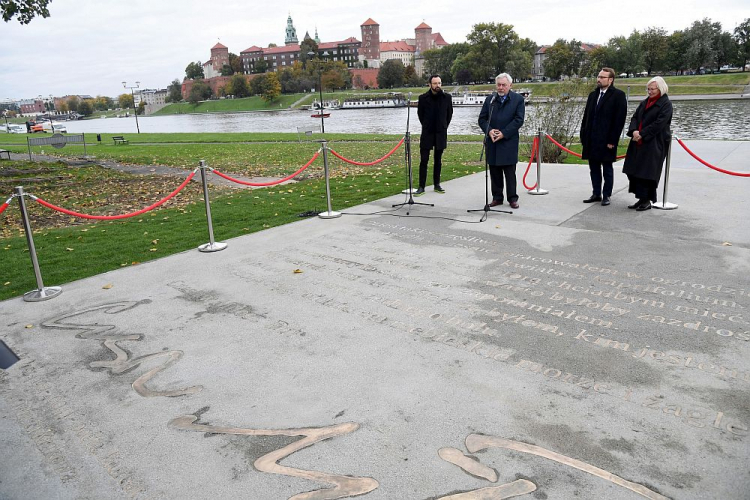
[468,94,512,217]
[393,92,432,215]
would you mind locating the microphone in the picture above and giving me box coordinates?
[490,92,497,104]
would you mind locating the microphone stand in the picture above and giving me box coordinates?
[468,94,512,217]
[393,92,432,214]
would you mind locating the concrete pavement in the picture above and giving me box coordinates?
[1,140,748,500]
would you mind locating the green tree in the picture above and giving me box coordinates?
[377,59,406,88]
[262,72,281,102]
[299,38,319,67]
[505,48,533,81]
[185,61,204,80]
[250,74,268,95]
[422,42,470,83]
[229,53,242,74]
[403,65,422,87]
[685,18,722,72]
[188,81,212,104]
[66,96,80,112]
[220,64,233,76]
[229,74,250,97]
[77,99,94,116]
[137,101,146,115]
[714,31,737,71]
[118,93,133,109]
[665,30,689,74]
[279,68,300,93]
[466,22,519,80]
[543,39,575,79]
[734,18,750,71]
[1,0,51,24]
[254,59,268,74]
[641,27,669,75]
[580,46,609,77]
[166,79,182,103]
[608,32,643,76]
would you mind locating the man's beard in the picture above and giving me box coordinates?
[596,81,604,89]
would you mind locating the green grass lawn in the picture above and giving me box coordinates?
[0,134,497,301]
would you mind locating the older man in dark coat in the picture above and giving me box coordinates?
[416,74,453,195]
[478,73,525,209]
[580,67,628,206]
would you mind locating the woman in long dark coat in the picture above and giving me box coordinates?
[622,76,673,211]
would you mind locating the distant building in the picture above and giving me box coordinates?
[364,20,448,75]
[19,99,45,115]
[360,18,380,67]
[133,89,168,107]
[203,42,230,79]
[285,14,298,45]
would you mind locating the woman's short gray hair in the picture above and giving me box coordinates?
[496,73,513,84]
[648,76,668,95]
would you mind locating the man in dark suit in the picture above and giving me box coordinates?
[416,74,453,195]
[580,67,628,206]
[478,73,525,209]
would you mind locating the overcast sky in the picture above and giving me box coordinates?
[0,0,746,100]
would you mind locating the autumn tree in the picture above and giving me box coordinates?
[77,99,94,116]
[118,93,133,109]
[262,72,281,102]
[188,81,212,104]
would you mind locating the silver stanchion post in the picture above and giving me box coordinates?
[528,128,549,195]
[317,140,341,219]
[197,160,228,252]
[652,138,678,210]
[15,186,62,301]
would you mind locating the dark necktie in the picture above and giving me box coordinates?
[596,91,604,107]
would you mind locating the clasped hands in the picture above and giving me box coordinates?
[489,129,504,142]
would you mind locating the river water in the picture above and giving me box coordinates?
[61,99,750,140]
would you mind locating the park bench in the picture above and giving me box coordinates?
[0,149,10,160]
[112,136,129,145]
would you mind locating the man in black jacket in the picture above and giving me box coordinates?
[416,75,453,195]
[580,67,627,206]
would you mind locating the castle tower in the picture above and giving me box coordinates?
[314,27,320,45]
[285,14,298,45]
[360,18,380,61]
[414,22,432,56]
[210,42,229,71]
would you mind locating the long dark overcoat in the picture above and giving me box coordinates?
[622,94,673,182]
[478,91,525,165]
[580,85,627,161]
[418,90,453,150]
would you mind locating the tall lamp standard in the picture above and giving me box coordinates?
[307,51,329,133]
[122,81,141,133]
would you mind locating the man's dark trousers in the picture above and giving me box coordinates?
[419,146,443,188]
[588,160,614,198]
[490,164,517,203]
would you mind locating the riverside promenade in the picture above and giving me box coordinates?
[1,140,748,500]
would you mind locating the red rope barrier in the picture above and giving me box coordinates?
[212,151,320,187]
[522,137,539,190]
[34,172,196,220]
[677,138,750,178]
[0,202,8,216]
[545,134,626,160]
[328,138,405,166]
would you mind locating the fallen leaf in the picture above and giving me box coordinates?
[722,242,732,246]
[293,269,303,274]
[3,282,9,286]
[102,284,113,289]
[66,247,74,251]
[25,324,33,329]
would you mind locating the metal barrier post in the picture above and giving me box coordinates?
[15,186,62,301]
[652,138,678,210]
[528,128,549,195]
[197,160,228,252]
[318,140,341,219]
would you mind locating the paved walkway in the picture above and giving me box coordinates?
[1,141,748,500]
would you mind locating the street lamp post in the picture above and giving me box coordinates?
[307,51,329,133]
[122,81,141,133]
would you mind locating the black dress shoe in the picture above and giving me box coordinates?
[583,195,602,203]
[628,202,639,209]
[636,202,652,211]
[510,201,519,209]
[601,197,611,206]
